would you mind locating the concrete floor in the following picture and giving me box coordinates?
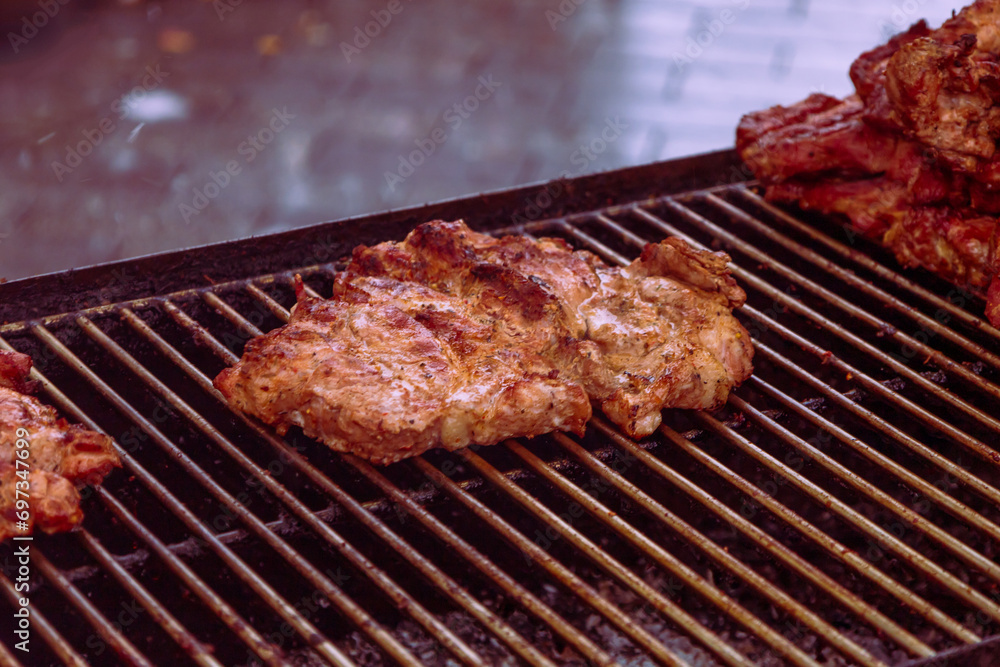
[0,0,956,281]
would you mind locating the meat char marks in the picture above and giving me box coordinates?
[737,0,1000,326]
[0,351,120,541]
[215,220,754,464]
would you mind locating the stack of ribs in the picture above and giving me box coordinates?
[737,0,1000,325]
[0,351,120,541]
[215,220,754,464]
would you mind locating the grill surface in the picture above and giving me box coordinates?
[1,151,999,666]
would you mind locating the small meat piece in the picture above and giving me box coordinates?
[216,220,754,462]
[0,351,120,541]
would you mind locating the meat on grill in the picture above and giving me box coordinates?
[736,0,1000,326]
[214,220,754,464]
[0,351,120,541]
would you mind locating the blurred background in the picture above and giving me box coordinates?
[0,0,955,281]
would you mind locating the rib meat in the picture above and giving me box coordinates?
[215,220,753,463]
[737,0,1000,325]
[0,351,120,541]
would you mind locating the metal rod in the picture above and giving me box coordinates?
[76,529,225,667]
[583,417,935,657]
[32,549,153,666]
[461,447,782,667]
[150,296,548,667]
[694,411,1000,624]
[116,307,475,667]
[29,324,357,667]
[656,422,981,644]
[645,201,1000,437]
[746,373,1000,546]
[0,336,289,667]
[619,207,1000,466]
[749,340,1000,511]
[410,456,704,667]
[733,188,1000,343]
[505,438,874,667]
[92,486,290,667]
[699,192,1000,373]
[0,571,88,667]
[344,456,618,667]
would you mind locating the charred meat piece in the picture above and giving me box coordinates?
[215,220,753,463]
[737,0,1000,326]
[0,351,120,541]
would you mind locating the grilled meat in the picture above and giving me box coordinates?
[0,351,120,541]
[737,0,1000,326]
[215,221,753,463]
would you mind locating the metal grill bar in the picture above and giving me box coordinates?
[694,411,1000,622]
[117,308,481,667]
[75,529,224,667]
[656,421,981,645]
[550,221,991,643]
[410,456,702,667]
[0,337,291,667]
[650,197,1000,416]
[625,207,1000,464]
[748,341,1000,510]
[735,188,1000,344]
[459,450,768,664]
[90,486,289,667]
[504,437,883,667]
[32,549,153,666]
[738,304,997,464]
[32,323,358,667]
[154,297,558,667]
[656,201,1000,436]
[344,456,617,667]
[745,374,1000,545]
[580,417,935,656]
[0,571,87,667]
[18,328,350,667]
[153,300,501,667]
[162,292,568,667]
[545,431,930,660]
[728,393,1000,583]
[699,192,1000,373]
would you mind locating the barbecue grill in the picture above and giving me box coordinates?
[1,149,998,666]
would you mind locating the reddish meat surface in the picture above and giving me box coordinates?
[737,0,1000,325]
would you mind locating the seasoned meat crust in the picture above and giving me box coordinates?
[0,351,120,541]
[737,0,1000,326]
[215,220,753,464]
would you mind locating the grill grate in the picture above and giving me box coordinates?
[2,179,1000,666]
